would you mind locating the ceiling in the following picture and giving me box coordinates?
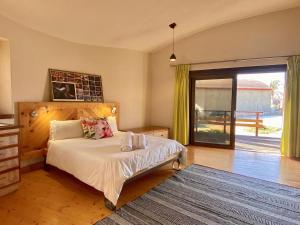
[0,0,300,52]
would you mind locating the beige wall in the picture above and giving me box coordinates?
[2,6,300,132]
[150,7,300,131]
[0,38,12,113]
[0,15,149,129]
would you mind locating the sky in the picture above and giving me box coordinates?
[237,72,285,92]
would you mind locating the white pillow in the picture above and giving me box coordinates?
[50,120,83,140]
[107,116,118,133]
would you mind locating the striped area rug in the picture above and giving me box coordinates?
[96,164,300,225]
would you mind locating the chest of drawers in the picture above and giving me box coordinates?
[0,126,20,197]
[123,126,170,139]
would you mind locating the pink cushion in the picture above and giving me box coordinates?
[81,118,113,139]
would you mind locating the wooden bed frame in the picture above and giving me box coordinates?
[43,151,181,211]
[104,154,181,210]
[18,102,181,210]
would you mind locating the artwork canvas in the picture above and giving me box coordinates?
[49,69,104,102]
[52,82,77,101]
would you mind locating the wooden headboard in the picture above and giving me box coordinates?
[18,102,119,158]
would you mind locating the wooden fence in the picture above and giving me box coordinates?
[236,111,263,136]
[195,110,263,137]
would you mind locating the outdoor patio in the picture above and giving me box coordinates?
[235,135,281,154]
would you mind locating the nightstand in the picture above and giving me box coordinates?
[123,126,169,139]
[0,124,21,197]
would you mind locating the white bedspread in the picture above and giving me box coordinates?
[46,132,187,205]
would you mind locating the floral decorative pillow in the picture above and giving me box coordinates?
[80,118,96,138]
[80,118,113,139]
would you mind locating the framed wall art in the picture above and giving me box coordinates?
[49,69,104,102]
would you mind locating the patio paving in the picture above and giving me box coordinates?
[235,135,281,154]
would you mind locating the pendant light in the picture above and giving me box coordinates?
[169,22,177,62]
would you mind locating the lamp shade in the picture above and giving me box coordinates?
[170,53,176,62]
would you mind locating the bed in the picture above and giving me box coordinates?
[46,131,187,210]
[17,102,187,210]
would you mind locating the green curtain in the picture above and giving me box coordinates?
[281,56,300,158]
[173,64,190,145]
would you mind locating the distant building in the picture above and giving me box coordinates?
[236,80,272,112]
[195,79,272,113]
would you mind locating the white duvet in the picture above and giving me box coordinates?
[46,132,187,205]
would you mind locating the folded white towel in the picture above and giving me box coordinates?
[137,134,147,149]
[120,132,147,151]
[132,133,147,150]
[120,132,133,152]
[132,134,139,150]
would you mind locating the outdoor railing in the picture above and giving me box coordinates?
[235,111,263,136]
[195,110,264,136]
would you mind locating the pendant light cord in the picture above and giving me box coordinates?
[169,22,177,61]
[172,28,175,54]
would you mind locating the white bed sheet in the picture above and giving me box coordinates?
[46,132,186,205]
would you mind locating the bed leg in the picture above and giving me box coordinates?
[44,164,49,171]
[172,159,181,171]
[104,198,116,211]
[44,159,49,171]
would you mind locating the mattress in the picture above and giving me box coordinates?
[46,132,187,205]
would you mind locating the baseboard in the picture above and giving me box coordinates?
[20,161,44,174]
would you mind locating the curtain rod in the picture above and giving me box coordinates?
[170,54,294,67]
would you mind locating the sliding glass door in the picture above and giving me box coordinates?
[190,70,237,148]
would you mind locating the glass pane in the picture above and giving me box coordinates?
[194,79,232,145]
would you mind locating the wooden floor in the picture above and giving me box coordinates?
[1,146,300,225]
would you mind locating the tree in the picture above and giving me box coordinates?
[270,80,281,109]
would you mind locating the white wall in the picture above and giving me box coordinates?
[150,7,300,131]
[0,39,12,113]
[0,15,149,129]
